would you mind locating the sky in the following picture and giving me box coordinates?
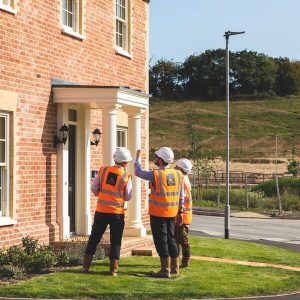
[149,0,300,64]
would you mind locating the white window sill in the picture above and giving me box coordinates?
[0,4,16,14]
[61,26,85,41]
[115,47,132,59]
[0,217,17,227]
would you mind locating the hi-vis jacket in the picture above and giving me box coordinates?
[182,176,192,225]
[96,166,131,214]
[149,168,184,218]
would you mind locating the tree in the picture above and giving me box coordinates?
[274,58,299,96]
[186,113,214,200]
[182,49,226,99]
[231,50,277,95]
[287,146,300,177]
[149,59,183,98]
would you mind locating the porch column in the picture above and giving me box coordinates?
[56,104,70,240]
[124,109,146,237]
[102,105,120,165]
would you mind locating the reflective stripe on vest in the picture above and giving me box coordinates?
[96,166,130,214]
[149,168,183,218]
[182,176,192,224]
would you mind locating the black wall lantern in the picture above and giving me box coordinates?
[54,124,69,147]
[91,128,102,146]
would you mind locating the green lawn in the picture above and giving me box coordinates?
[150,98,300,159]
[0,235,300,299]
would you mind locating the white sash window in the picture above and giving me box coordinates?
[116,0,131,55]
[61,0,85,39]
[0,0,16,14]
[0,113,9,218]
[117,127,127,148]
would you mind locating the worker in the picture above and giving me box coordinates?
[82,147,133,276]
[135,147,184,278]
[174,158,193,268]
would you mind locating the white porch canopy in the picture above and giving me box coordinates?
[53,85,150,240]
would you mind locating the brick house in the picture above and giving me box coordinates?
[0,0,150,247]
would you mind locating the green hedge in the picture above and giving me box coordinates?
[251,178,300,197]
[193,187,265,209]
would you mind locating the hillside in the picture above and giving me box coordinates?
[149,98,300,162]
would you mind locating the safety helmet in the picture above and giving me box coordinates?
[155,147,174,164]
[113,147,132,163]
[176,158,193,174]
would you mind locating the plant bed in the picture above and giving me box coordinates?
[0,236,108,284]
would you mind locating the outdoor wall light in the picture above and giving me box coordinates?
[54,124,69,147]
[90,128,102,146]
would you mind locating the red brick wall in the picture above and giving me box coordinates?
[0,0,149,247]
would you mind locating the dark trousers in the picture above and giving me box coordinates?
[85,211,125,260]
[150,215,179,258]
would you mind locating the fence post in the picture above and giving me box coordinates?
[245,173,249,208]
[217,171,220,206]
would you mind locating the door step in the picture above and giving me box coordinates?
[132,246,158,257]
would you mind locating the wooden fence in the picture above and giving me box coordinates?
[189,170,295,186]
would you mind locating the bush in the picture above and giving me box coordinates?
[24,246,56,273]
[0,265,24,279]
[54,241,107,266]
[198,187,265,208]
[0,249,9,266]
[22,236,38,255]
[0,236,108,280]
[6,246,26,267]
[55,250,70,266]
[252,178,300,197]
[279,192,300,211]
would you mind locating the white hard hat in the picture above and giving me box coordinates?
[176,158,193,174]
[155,147,174,164]
[113,147,132,163]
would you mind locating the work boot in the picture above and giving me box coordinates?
[110,259,119,276]
[170,257,179,275]
[180,256,190,268]
[150,257,171,278]
[82,254,93,273]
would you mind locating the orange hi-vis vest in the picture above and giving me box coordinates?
[182,176,192,225]
[149,168,183,218]
[96,166,130,215]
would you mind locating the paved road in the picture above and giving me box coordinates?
[190,214,300,252]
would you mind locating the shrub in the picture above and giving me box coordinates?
[54,240,107,266]
[199,187,265,208]
[252,178,300,197]
[0,250,9,266]
[55,250,70,266]
[6,246,26,267]
[22,236,38,255]
[24,246,56,273]
[279,192,300,211]
[0,265,24,279]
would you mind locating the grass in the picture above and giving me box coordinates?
[0,235,300,299]
[189,235,300,266]
[150,98,300,159]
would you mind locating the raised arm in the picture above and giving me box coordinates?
[134,149,155,182]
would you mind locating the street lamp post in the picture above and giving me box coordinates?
[224,30,245,239]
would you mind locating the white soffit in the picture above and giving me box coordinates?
[52,86,150,109]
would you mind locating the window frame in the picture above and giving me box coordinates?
[115,0,132,58]
[0,113,9,219]
[117,127,128,148]
[61,0,85,40]
[0,0,17,14]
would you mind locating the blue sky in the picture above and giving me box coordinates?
[149,0,300,64]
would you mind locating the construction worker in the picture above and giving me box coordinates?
[174,158,193,268]
[135,147,184,278]
[82,147,133,276]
